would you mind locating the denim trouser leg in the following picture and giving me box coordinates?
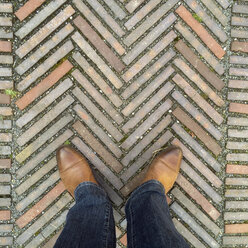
[54,182,116,248]
[125,180,189,248]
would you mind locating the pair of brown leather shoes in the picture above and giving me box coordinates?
[57,145,182,197]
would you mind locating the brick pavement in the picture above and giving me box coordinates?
[0,0,246,247]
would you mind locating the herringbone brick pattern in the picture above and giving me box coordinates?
[0,0,243,247]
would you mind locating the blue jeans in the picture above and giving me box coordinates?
[54,180,189,248]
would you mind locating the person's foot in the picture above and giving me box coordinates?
[56,145,98,197]
[142,145,183,193]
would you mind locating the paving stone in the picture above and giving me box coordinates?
[0,93,10,104]
[232,16,248,27]
[0,107,12,116]
[229,103,248,114]
[0,3,12,13]
[123,13,176,64]
[0,55,13,64]
[0,120,11,129]
[0,198,10,207]
[176,5,225,59]
[122,49,175,99]
[17,40,74,91]
[125,0,145,13]
[0,81,13,89]
[226,201,248,209]
[231,29,248,39]
[73,104,122,158]
[72,70,123,124]
[0,68,11,77]
[0,224,13,233]
[227,141,248,150]
[0,210,10,220]
[72,52,122,107]
[231,41,248,53]
[185,0,227,42]
[230,68,248,77]
[15,0,68,39]
[122,31,177,82]
[229,80,248,89]
[225,189,248,198]
[0,146,11,155]
[122,67,174,116]
[172,74,223,125]
[15,0,45,21]
[226,178,248,186]
[74,16,124,73]
[0,237,13,246]
[16,96,74,146]
[175,41,225,91]
[73,120,123,172]
[72,32,123,89]
[175,22,224,75]
[0,41,11,53]
[123,0,178,46]
[228,129,248,138]
[173,218,207,248]
[0,159,11,168]
[225,224,248,234]
[233,4,248,14]
[73,0,125,55]
[226,164,248,174]
[73,87,123,142]
[223,236,248,246]
[0,17,12,27]
[0,29,13,39]
[16,182,65,228]
[173,107,222,156]
[171,202,219,248]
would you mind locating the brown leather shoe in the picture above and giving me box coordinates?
[56,145,98,197]
[142,145,183,193]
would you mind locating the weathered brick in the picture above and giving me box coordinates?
[0,159,11,168]
[122,101,172,150]
[231,41,248,53]
[15,0,45,21]
[122,88,173,133]
[102,0,126,19]
[125,0,145,13]
[84,0,125,36]
[0,55,13,64]
[120,234,127,246]
[227,153,248,161]
[121,115,171,166]
[16,182,65,228]
[0,210,10,220]
[16,157,56,195]
[172,139,222,188]
[16,193,71,245]
[0,17,12,27]
[216,0,230,9]
[17,40,74,91]
[176,5,225,59]
[0,3,12,13]
[226,164,248,174]
[16,78,73,128]
[176,174,220,220]
[231,29,248,39]
[122,49,175,99]
[0,224,13,232]
[123,13,176,63]
[226,201,248,209]
[0,146,11,155]
[0,29,12,39]
[73,0,125,55]
[173,58,224,106]
[225,224,248,234]
[72,137,123,190]
[230,55,248,65]
[121,131,173,182]
[173,218,207,248]
[122,31,177,82]
[123,0,178,46]
[0,81,13,90]
[226,178,248,186]
[0,120,11,129]
[0,174,10,183]
[0,68,11,77]
[16,130,73,179]
[72,52,122,107]
[0,93,10,104]
[172,74,223,125]
[125,0,161,30]
[16,115,72,163]
[43,230,62,248]
[74,104,122,158]
[72,32,123,89]
[0,237,13,246]
[122,66,174,116]
[223,236,248,246]
[0,41,11,52]
[15,0,67,39]
[175,40,225,91]
[229,102,248,114]
[227,141,248,150]
[171,202,219,247]
[172,188,221,235]
[74,16,124,73]
[230,67,248,77]
[232,16,248,27]
[0,107,12,116]
[173,107,222,155]
[175,22,224,75]
[0,198,11,207]
[228,129,248,138]
[72,70,123,124]
[225,189,248,198]
[73,120,123,172]
[172,91,222,141]
[16,96,74,146]
[229,80,248,89]
[233,4,248,14]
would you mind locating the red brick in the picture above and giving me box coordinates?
[175,6,225,59]
[74,16,125,73]
[231,41,248,53]
[0,159,11,168]
[15,0,46,21]
[225,224,248,234]
[176,174,220,220]
[229,103,248,114]
[226,164,248,174]
[0,41,11,53]
[16,182,65,228]
[173,107,222,155]
[16,60,73,110]
[0,93,10,104]
[0,210,10,220]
